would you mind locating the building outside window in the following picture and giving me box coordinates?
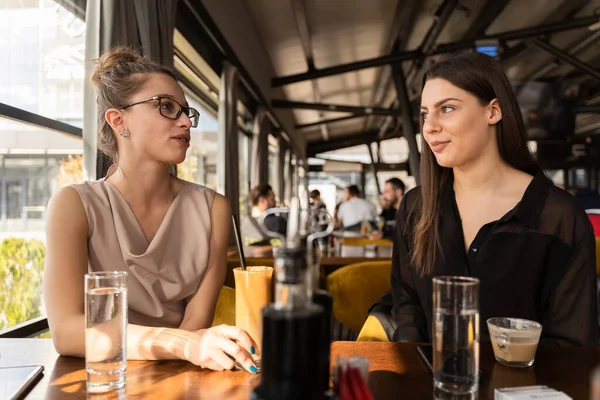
[0,0,85,331]
[268,134,279,202]
[177,89,219,189]
[239,132,250,216]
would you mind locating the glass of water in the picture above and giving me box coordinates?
[85,271,128,393]
[432,276,480,399]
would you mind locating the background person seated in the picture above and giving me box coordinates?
[241,184,287,246]
[310,189,326,210]
[335,185,377,230]
[372,177,406,239]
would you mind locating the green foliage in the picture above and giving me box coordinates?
[0,238,46,330]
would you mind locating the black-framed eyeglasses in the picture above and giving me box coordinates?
[119,96,200,128]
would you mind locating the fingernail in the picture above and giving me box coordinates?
[250,347,255,355]
[250,365,257,374]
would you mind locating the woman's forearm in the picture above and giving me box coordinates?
[127,325,195,360]
[51,314,196,362]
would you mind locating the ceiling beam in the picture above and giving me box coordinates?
[500,0,590,70]
[272,50,422,87]
[434,15,598,53]
[309,161,408,172]
[179,0,298,152]
[363,0,421,133]
[529,30,600,81]
[291,0,330,141]
[574,105,600,113]
[533,39,600,82]
[420,0,459,54]
[272,100,400,116]
[459,0,510,39]
[295,114,364,130]
[291,0,314,69]
[307,129,398,156]
[391,63,420,184]
[271,15,599,87]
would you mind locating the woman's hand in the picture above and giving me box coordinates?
[184,325,258,373]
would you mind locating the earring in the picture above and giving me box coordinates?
[120,129,130,138]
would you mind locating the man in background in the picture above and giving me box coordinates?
[241,184,287,245]
[371,177,406,239]
[310,189,326,210]
[335,185,377,229]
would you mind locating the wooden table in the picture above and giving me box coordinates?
[1,339,597,399]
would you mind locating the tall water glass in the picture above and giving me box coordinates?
[85,271,128,393]
[432,276,480,399]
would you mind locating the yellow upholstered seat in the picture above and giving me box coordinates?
[211,286,236,327]
[325,261,392,334]
[339,237,393,247]
[356,314,390,342]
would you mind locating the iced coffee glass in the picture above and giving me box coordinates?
[233,266,273,372]
[487,318,542,367]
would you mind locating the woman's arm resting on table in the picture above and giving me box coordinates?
[43,189,256,372]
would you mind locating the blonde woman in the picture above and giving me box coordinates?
[44,47,257,373]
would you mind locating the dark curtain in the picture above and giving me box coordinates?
[83,0,179,180]
[251,108,270,188]
[217,62,240,222]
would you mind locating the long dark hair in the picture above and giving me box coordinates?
[412,52,537,276]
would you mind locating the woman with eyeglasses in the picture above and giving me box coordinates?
[43,46,258,373]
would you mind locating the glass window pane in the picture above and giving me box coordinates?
[239,133,250,216]
[0,117,83,330]
[177,89,218,189]
[0,0,86,127]
[268,135,279,201]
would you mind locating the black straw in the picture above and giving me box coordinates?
[231,214,247,271]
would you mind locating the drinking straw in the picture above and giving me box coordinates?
[231,214,247,271]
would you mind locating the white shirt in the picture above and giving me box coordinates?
[337,197,378,227]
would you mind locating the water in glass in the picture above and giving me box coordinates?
[433,308,479,397]
[432,276,479,399]
[85,286,127,393]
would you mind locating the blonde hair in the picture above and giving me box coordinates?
[91,46,177,159]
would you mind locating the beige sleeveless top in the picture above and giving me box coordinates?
[72,178,215,328]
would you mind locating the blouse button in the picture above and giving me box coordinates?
[472,248,477,252]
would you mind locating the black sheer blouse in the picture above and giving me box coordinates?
[391,170,599,345]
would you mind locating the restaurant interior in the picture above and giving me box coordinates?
[2,0,600,399]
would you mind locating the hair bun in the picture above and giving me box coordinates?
[91,46,144,87]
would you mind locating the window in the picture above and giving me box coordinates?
[268,134,279,201]
[0,0,85,332]
[177,89,218,189]
[173,32,220,191]
[239,132,250,216]
[0,0,85,127]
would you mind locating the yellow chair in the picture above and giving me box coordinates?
[339,237,393,247]
[325,261,391,334]
[356,314,390,342]
[211,286,236,326]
